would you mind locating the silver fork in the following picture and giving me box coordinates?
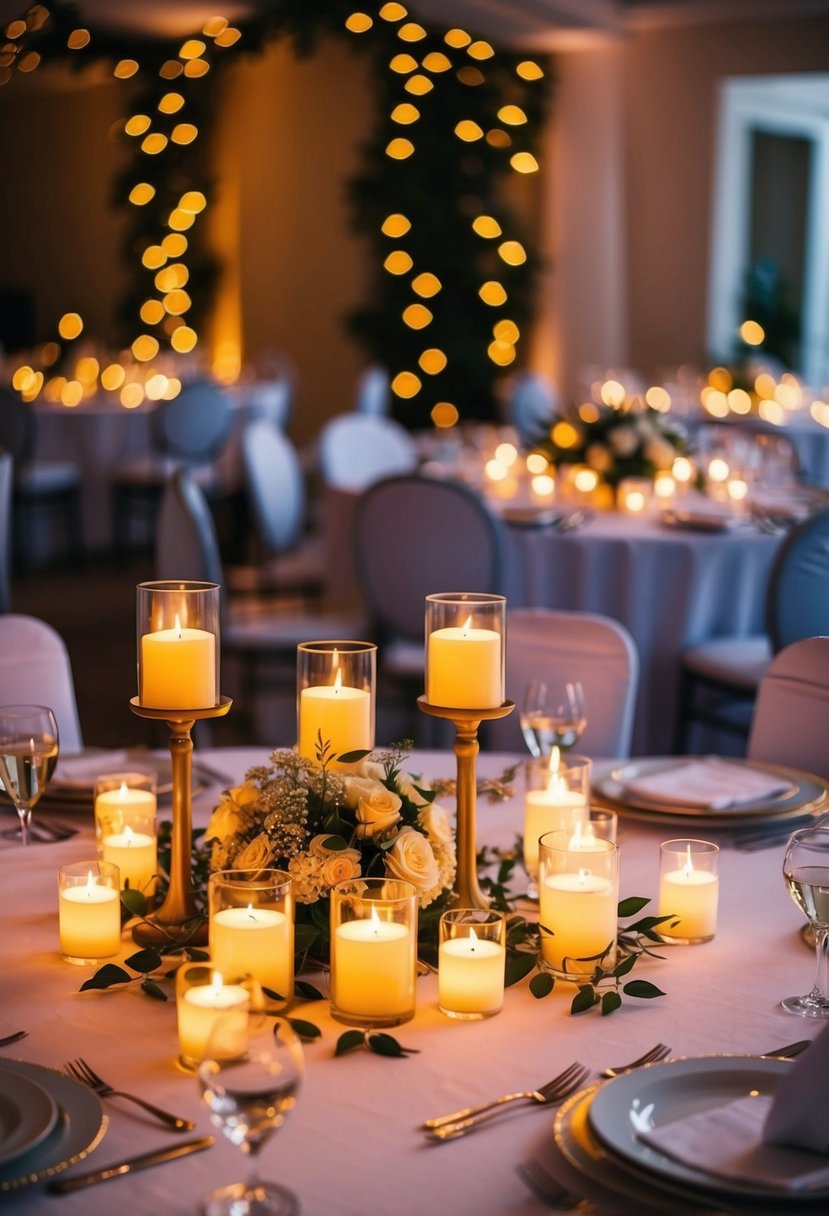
[424,1063,590,1140]
[600,1043,671,1078]
[516,1159,588,1211]
[65,1058,196,1131]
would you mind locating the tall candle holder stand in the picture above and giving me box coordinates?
[129,696,232,947]
[417,696,514,910]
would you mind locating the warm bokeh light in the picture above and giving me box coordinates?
[578,402,600,424]
[391,102,419,123]
[422,52,451,72]
[67,29,91,50]
[391,370,422,397]
[645,385,671,412]
[213,28,240,48]
[382,213,411,237]
[759,398,785,425]
[654,473,676,499]
[132,334,160,362]
[120,382,145,408]
[728,387,752,414]
[58,312,83,340]
[158,92,184,114]
[183,58,210,76]
[455,119,483,141]
[552,421,579,448]
[457,66,483,86]
[179,190,207,213]
[600,379,626,407]
[61,379,83,407]
[739,319,765,346]
[171,326,198,353]
[412,272,441,297]
[140,299,165,325]
[495,441,518,467]
[384,250,414,274]
[419,348,447,374]
[402,303,433,329]
[179,39,206,60]
[345,12,373,33]
[479,281,507,306]
[101,363,126,391]
[145,373,170,400]
[493,319,519,343]
[125,114,151,136]
[486,129,511,149]
[701,387,729,417]
[727,478,748,502]
[444,29,471,48]
[472,215,501,238]
[203,16,228,37]
[156,263,189,291]
[172,123,198,144]
[389,53,417,72]
[386,137,415,159]
[707,457,730,482]
[398,22,426,41]
[755,372,776,399]
[510,151,539,174]
[487,340,515,366]
[431,401,459,427]
[141,132,168,155]
[708,365,732,392]
[129,182,155,205]
[498,105,527,125]
[159,60,183,79]
[163,289,191,315]
[526,452,548,475]
[114,59,139,79]
[531,473,555,498]
[168,208,196,231]
[404,74,433,95]
[141,245,166,270]
[75,356,99,383]
[516,60,544,80]
[672,456,694,483]
[574,467,598,492]
[467,40,494,60]
[380,2,407,19]
[498,240,526,266]
[162,233,188,256]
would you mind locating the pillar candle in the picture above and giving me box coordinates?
[426,616,501,709]
[102,827,157,894]
[659,861,719,940]
[298,672,371,762]
[141,615,216,710]
[210,906,293,999]
[439,932,505,1016]
[539,868,616,976]
[524,786,588,878]
[59,874,121,961]
[177,974,249,1065]
[95,783,157,834]
[332,913,414,1019]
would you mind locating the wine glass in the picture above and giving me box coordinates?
[198,1015,304,1216]
[0,705,60,847]
[782,826,829,1018]
[520,680,587,759]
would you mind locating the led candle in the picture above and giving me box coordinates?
[332,906,415,1022]
[523,750,589,879]
[95,781,157,834]
[427,614,501,708]
[59,869,121,962]
[659,842,719,941]
[140,613,216,710]
[538,833,618,980]
[102,826,157,894]
[210,905,293,999]
[177,972,249,1066]
[298,668,371,763]
[618,477,652,515]
[439,928,505,1017]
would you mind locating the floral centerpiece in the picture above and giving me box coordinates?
[533,397,693,489]
[205,743,456,967]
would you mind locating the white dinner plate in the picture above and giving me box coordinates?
[0,1060,107,1191]
[0,1073,58,1168]
[660,507,744,532]
[592,757,829,828]
[586,1055,829,1204]
[48,749,172,801]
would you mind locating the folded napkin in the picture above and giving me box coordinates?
[638,1031,829,1193]
[617,757,795,810]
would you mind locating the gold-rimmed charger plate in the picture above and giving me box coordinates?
[592,757,829,830]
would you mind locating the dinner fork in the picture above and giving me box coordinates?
[516,1159,586,1211]
[600,1043,671,1078]
[65,1058,196,1131]
[424,1063,590,1140]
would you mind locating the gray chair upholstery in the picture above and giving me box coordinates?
[0,613,83,754]
[0,450,11,612]
[354,366,390,416]
[747,636,829,779]
[504,371,559,445]
[318,413,417,492]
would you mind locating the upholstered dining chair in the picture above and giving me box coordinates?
[156,468,366,740]
[0,613,83,754]
[0,387,84,569]
[504,371,559,445]
[317,413,417,492]
[747,637,829,780]
[674,505,829,751]
[482,608,639,758]
[353,365,390,416]
[0,450,12,612]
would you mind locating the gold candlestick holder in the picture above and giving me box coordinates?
[417,696,514,909]
[129,696,232,947]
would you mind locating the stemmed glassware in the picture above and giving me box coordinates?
[520,679,587,759]
[782,826,829,1018]
[0,704,59,846]
[198,1015,304,1216]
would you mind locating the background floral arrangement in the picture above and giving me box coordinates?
[205,743,456,966]
[534,399,692,487]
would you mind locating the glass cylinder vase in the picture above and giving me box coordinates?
[538,829,619,982]
[424,592,506,710]
[296,640,376,766]
[208,868,295,1007]
[136,580,220,711]
[330,878,417,1027]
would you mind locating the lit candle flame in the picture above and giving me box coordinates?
[123,825,135,846]
[568,820,596,850]
[333,668,343,694]
[174,612,182,639]
[683,844,694,880]
[84,870,95,898]
[469,926,478,952]
[246,902,257,923]
[210,971,225,995]
[577,867,592,887]
[461,614,472,638]
[370,904,381,935]
[546,746,564,797]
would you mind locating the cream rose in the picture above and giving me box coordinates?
[342,774,382,809]
[354,759,386,783]
[418,801,453,846]
[205,782,258,843]
[233,831,274,872]
[319,848,361,888]
[396,770,431,808]
[354,784,402,839]
[384,827,439,895]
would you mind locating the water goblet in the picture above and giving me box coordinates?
[0,704,59,846]
[520,679,587,759]
[198,1014,304,1216]
[782,826,829,1018]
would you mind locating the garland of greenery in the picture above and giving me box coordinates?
[5,0,549,424]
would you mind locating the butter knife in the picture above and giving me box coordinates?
[47,1135,214,1193]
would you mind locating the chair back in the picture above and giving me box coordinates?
[246,377,293,430]
[156,467,224,588]
[0,450,11,613]
[748,637,829,778]
[767,506,829,650]
[0,388,36,468]
[241,418,306,555]
[506,372,559,445]
[354,366,390,416]
[0,614,83,754]
[158,381,233,462]
[483,608,639,758]
[318,414,417,492]
[354,474,507,642]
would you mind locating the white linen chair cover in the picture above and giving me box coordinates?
[245,376,293,430]
[504,371,559,445]
[0,450,11,613]
[318,414,417,492]
[0,614,83,754]
[240,418,325,593]
[483,607,639,758]
[354,365,390,416]
[747,637,829,779]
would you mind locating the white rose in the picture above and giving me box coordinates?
[205,782,258,843]
[343,775,382,809]
[354,784,402,839]
[384,828,439,895]
[396,769,431,808]
[609,425,638,458]
[355,759,386,783]
[418,801,453,846]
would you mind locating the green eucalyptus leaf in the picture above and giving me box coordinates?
[141,978,168,1001]
[320,835,349,852]
[337,749,372,764]
[124,948,163,975]
[294,923,319,954]
[570,985,598,1015]
[612,953,638,978]
[414,784,435,803]
[505,952,538,987]
[529,972,554,999]
[617,896,650,918]
[184,947,210,962]
[367,1032,418,1057]
[622,979,666,1000]
[294,980,325,1002]
[601,990,623,1016]
[335,1030,365,1057]
[79,964,132,991]
[287,1018,321,1041]
[120,888,148,918]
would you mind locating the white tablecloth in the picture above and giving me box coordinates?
[0,747,815,1215]
[505,512,781,755]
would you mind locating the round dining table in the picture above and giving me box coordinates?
[0,746,819,1216]
[503,509,782,755]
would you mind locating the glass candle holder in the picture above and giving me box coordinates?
[136,580,220,711]
[424,592,506,709]
[208,869,295,1008]
[617,476,654,515]
[176,962,249,1070]
[523,754,591,890]
[58,860,121,965]
[658,839,720,943]
[95,770,158,896]
[296,641,376,766]
[538,830,619,981]
[330,878,417,1027]
[438,909,506,1020]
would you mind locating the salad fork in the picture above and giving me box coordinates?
[65,1058,195,1131]
[600,1043,671,1078]
[424,1063,589,1139]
